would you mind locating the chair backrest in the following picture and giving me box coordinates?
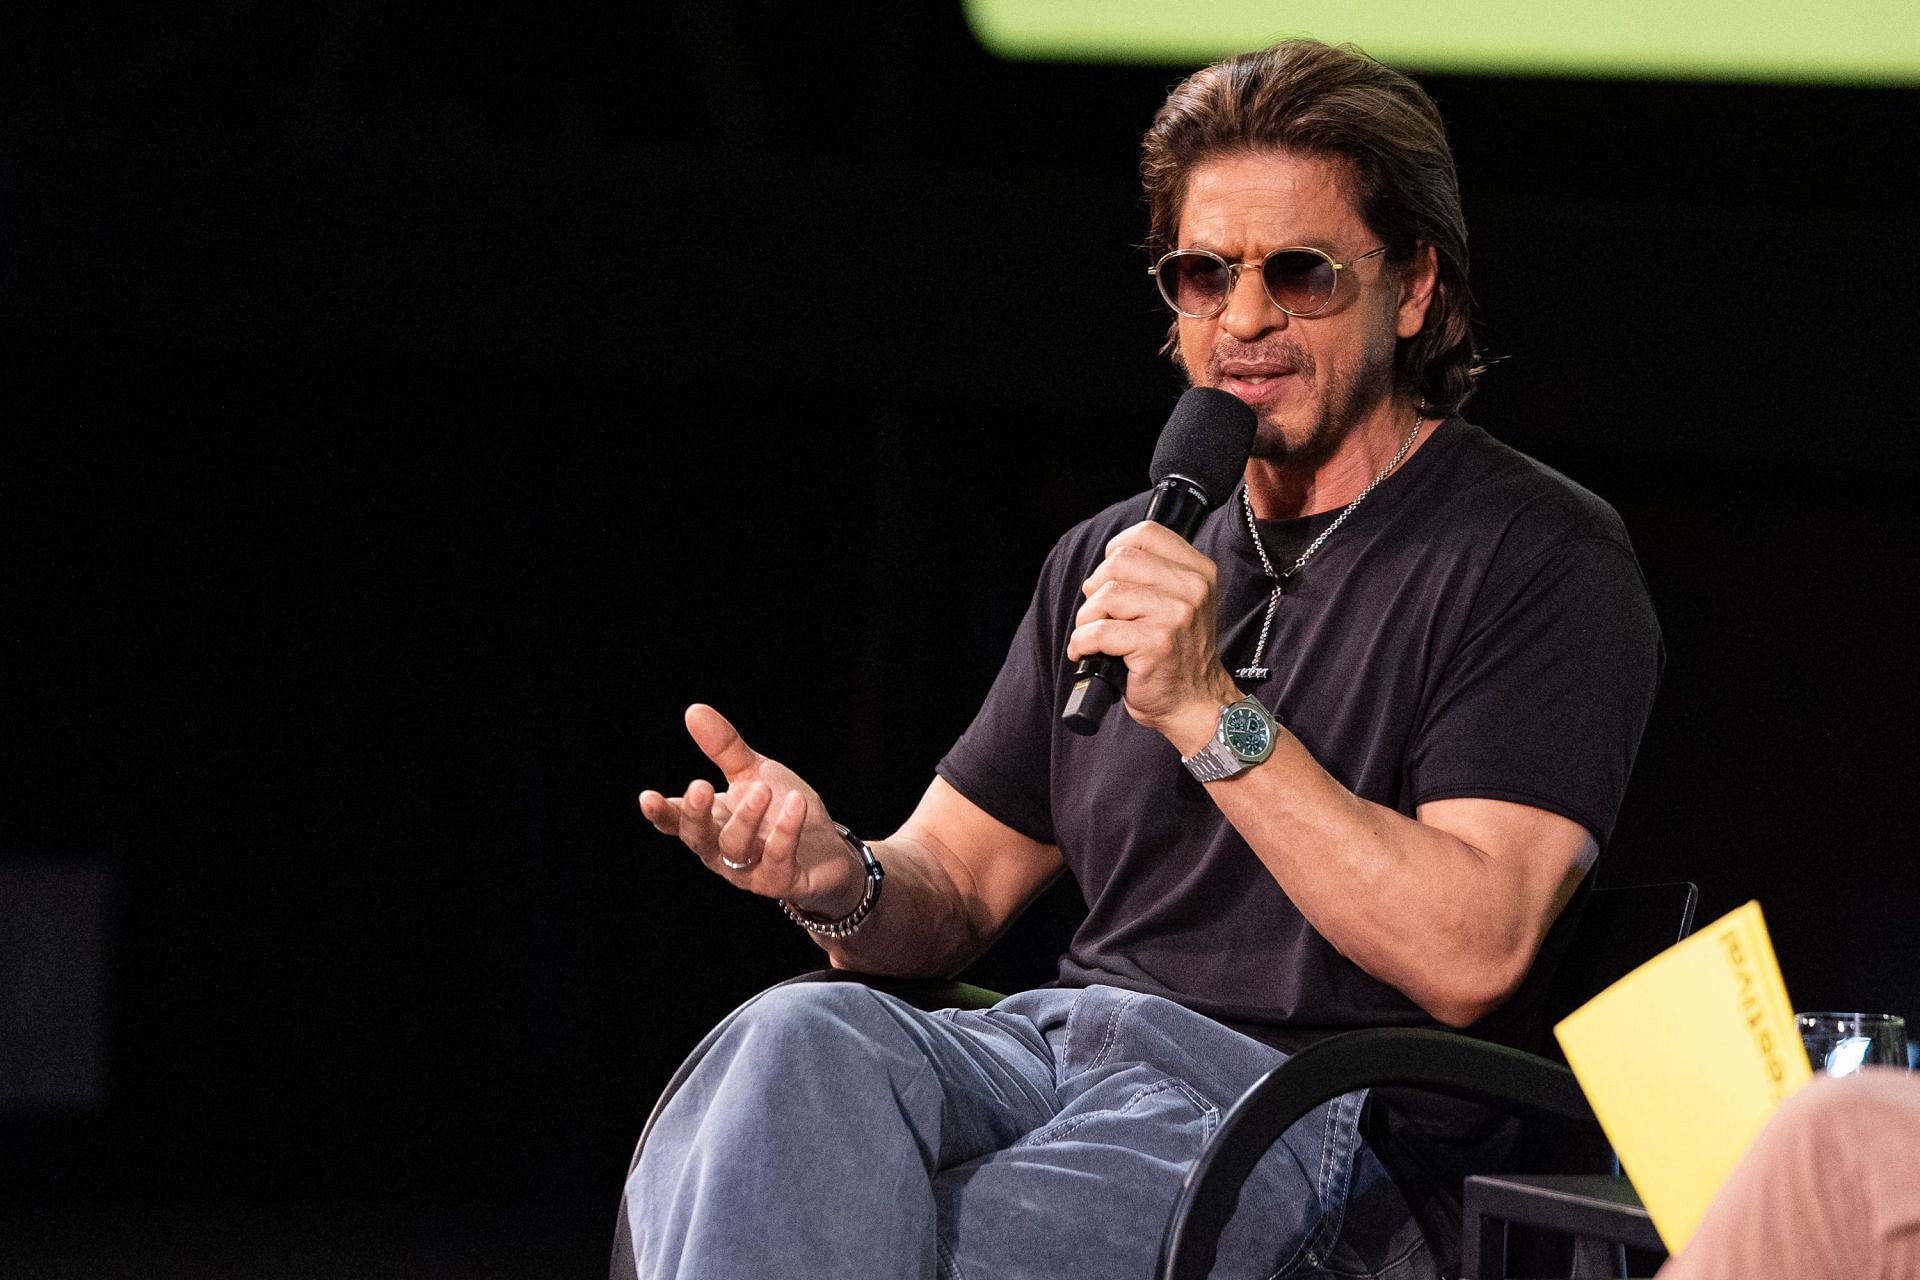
[1543,881,1699,1029]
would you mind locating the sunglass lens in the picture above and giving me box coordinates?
[1263,251,1336,314]
[1166,253,1230,315]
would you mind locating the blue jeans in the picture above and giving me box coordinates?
[617,982,1436,1279]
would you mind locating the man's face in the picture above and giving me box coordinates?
[1174,149,1432,465]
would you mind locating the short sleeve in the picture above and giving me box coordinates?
[1407,534,1663,845]
[934,543,1076,846]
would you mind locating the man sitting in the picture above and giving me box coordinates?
[622,37,1663,1280]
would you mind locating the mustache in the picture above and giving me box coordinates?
[1205,339,1316,380]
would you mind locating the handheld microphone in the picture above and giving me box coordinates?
[1060,386,1258,736]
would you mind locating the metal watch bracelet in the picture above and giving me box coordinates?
[779,823,884,939]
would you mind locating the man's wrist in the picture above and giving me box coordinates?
[1169,673,1246,757]
[789,827,875,918]
[781,825,884,939]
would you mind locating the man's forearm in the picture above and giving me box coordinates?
[1175,706,1591,1026]
[788,780,1064,980]
[787,831,994,979]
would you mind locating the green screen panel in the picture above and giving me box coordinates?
[963,0,1920,85]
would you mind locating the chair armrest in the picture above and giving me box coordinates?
[1157,1027,1597,1280]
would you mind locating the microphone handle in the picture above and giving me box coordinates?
[1060,478,1213,736]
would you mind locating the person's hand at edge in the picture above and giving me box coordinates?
[638,704,866,918]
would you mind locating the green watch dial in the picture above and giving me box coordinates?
[1222,703,1273,758]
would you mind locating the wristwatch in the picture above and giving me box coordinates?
[1181,695,1280,782]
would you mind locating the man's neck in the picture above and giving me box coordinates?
[1243,395,1430,521]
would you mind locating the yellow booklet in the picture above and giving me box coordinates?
[1553,900,1811,1252]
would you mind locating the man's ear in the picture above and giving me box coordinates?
[1396,242,1439,340]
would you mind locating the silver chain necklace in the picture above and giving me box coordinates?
[1234,409,1425,680]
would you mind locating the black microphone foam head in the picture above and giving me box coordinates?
[1148,386,1258,509]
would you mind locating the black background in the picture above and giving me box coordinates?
[6,2,1918,1270]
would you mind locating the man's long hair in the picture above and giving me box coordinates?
[1141,39,1481,415]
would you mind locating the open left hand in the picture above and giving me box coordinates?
[637,704,865,916]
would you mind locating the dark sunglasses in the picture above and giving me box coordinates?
[1149,245,1387,319]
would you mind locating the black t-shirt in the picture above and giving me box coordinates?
[938,417,1660,1038]
[935,418,1662,1253]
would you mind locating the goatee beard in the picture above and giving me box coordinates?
[1249,411,1345,468]
[1222,328,1399,468]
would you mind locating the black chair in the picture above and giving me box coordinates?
[1158,880,1698,1280]
[616,881,1697,1280]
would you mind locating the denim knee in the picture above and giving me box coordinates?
[733,980,908,1059]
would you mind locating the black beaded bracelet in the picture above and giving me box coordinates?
[779,823,884,939]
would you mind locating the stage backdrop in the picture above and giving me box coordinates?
[5,0,1916,1238]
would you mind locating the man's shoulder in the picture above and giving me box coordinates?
[1420,419,1633,548]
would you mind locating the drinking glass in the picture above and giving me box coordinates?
[1795,1011,1909,1077]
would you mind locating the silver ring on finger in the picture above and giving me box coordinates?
[719,853,757,871]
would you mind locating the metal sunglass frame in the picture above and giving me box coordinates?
[1148,245,1388,319]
